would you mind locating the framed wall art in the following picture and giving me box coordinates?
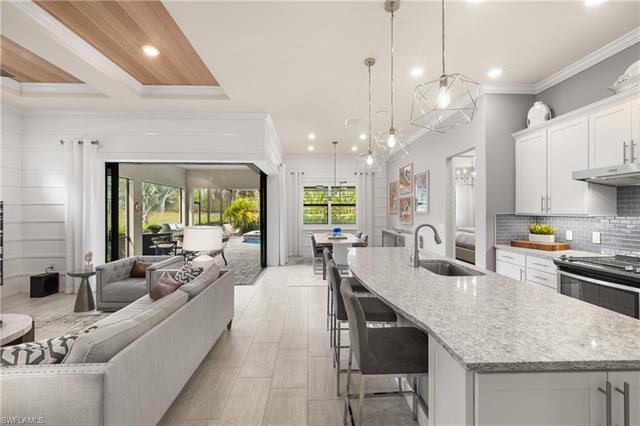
[399,195,413,225]
[389,181,398,214]
[414,171,429,213]
[398,163,413,194]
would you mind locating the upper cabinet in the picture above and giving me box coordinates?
[589,102,632,168]
[514,92,640,216]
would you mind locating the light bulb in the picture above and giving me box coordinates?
[437,85,450,109]
[366,153,374,166]
[387,132,396,148]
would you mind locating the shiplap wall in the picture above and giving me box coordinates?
[285,155,387,258]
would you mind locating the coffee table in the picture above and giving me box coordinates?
[0,314,35,346]
[67,269,96,312]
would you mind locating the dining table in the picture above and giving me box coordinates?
[313,232,367,279]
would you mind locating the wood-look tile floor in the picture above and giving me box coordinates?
[1,265,419,425]
[160,266,419,426]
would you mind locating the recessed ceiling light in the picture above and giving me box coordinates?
[142,45,160,57]
[351,146,358,152]
[307,133,316,140]
[308,145,314,151]
[487,67,503,79]
[584,0,606,6]
[359,133,366,140]
[410,67,424,77]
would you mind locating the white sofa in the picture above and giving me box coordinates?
[0,269,234,425]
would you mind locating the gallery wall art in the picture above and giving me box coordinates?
[399,195,413,225]
[389,181,398,214]
[414,171,429,213]
[399,163,413,194]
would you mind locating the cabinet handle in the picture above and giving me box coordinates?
[546,197,551,213]
[519,268,523,281]
[598,381,612,426]
[540,196,544,213]
[615,382,630,426]
[632,140,637,163]
[623,141,629,164]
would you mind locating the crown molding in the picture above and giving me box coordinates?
[535,27,640,93]
[481,84,537,95]
[1,77,105,98]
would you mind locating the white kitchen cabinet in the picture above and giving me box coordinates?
[516,130,547,215]
[589,102,632,168]
[547,118,589,215]
[496,260,525,281]
[609,370,640,426]
[632,98,640,161]
[475,371,608,425]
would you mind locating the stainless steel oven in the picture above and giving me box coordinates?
[557,270,640,319]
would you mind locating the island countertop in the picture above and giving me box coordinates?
[348,247,640,373]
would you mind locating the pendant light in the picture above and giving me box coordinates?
[358,57,384,172]
[410,0,480,133]
[376,0,409,158]
[328,141,347,202]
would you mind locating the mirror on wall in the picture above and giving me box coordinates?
[452,151,476,265]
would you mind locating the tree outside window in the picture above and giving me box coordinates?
[303,185,356,225]
[142,182,182,231]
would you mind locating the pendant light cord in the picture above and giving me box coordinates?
[390,9,395,130]
[368,62,373,153]
[441,0,446,76]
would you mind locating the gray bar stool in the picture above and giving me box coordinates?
[340,279,428,426]
[327,260,396,396]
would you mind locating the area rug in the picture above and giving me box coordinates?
[34,311,110,341]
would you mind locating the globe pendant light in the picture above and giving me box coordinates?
[358,57,384,172]
[410,0,480,133]
[376,0,409,158]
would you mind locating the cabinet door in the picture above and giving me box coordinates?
[516,130,547,214]
[547,117,589,215]
[632,98,640,162]
[476,371,608,425]
[589,102,632,168]
[609,371,640,426]
[496,260,524,281]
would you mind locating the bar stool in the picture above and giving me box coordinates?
[340,279,428,426]
[327,260,396,396]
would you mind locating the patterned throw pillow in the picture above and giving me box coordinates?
[1,335,78,366]
[174,265,204,285]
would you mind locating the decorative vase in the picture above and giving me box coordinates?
[527,101,552,128]
[529,234,555,244]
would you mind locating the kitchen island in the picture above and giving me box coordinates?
[348,247,640,425]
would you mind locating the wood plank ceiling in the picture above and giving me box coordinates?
[35,1,218,86]
[0,35,82,83]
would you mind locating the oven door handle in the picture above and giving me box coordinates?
[557,271,640,294]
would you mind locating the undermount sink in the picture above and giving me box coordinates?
[419,260,485,277]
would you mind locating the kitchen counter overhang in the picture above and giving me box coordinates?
[348,247,640,373]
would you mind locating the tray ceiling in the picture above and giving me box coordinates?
[35,0,218,86]
[0,35,82,83]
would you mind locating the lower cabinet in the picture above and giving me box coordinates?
[496,260,525,281]
[610,371,640,426]
[496,249,558,289]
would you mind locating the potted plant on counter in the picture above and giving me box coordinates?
[528,224,557,243]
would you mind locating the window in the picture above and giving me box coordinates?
[193,188,259,227]
[142,182,182,231]
[303,185,356,225]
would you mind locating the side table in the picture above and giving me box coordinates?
[67,270,97,312]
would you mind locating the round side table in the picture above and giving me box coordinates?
[67,270,97,312]
[0,314,35,346]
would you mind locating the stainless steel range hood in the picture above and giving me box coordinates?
[573,163,640,187]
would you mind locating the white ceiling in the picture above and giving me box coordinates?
[2,1,639,155]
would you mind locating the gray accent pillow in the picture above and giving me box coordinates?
[1,335,78,366]
[174,265,204,284]
[179,264,221,300]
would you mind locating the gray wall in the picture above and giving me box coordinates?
[536,42,639,116]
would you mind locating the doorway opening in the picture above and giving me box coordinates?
[106,163,266,285]
[451,150,476,265]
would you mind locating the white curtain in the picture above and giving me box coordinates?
[358,172,375,241]
[287,171,303,256]
[278,163,288,265]
[64,139,98,293]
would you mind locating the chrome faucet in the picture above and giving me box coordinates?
[413,223,442,268]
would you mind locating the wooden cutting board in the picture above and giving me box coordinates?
[511,240,570,251]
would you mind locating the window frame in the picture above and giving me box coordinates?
[301,183,358,227]
[141,181,183,229]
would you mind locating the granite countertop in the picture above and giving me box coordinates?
[494,244,601,260]
[348,247,640,373]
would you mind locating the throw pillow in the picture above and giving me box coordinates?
[174,264,204,285]
[131,260,151,278]
[1,335,78,366]
[150,271,182,300]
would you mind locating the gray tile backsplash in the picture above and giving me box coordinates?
[496,187,640,256]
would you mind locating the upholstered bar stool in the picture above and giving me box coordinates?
[324,248,334,331]
[340,279,428,426]
[327,260,396,395]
